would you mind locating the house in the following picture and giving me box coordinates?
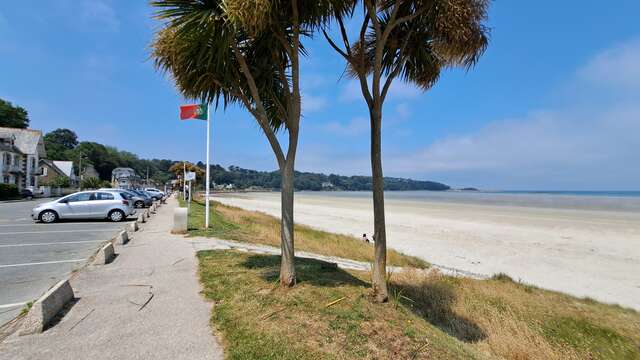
[0,127,46,190]
[39,159,77,186]
[111,167,141,189]
[83,164,99,179]
[321,181,335,189]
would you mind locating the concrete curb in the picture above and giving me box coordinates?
[111,230,129,246]
[129,221,139,232]
[93,242,115,265]
[19,279,74,335]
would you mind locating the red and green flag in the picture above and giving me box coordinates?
[180,104,208,120]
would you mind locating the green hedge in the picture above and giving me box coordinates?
[0,183,19,200]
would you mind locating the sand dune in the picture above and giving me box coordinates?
[213,191,640,310]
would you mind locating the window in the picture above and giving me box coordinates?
[31,158,36,170]
[2,176,8,184]
[30,176,35,186]
[118,191,133,200]
[64,192,94,203]
[96,192,114,200]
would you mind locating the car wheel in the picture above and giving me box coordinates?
[134,201,144,208]
[108,209,125,222]
[39,210,58,223]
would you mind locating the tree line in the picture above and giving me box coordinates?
[43,128,174,185]
[199,164,449,191]
[43,128,450,192]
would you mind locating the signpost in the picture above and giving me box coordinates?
[185,171,196,212]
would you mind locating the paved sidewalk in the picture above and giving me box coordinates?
[0,198,223,360]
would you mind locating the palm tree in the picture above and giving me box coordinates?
[151,0,348,286]
[323,0,490,302]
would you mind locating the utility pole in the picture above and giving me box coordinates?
[78,153,84,190]
[146,167,149,187]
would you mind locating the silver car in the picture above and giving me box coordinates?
[31,190,136,223]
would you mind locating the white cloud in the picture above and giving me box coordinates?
[323,116,368,136]
[578,38,640,89]
[302,94,328,112]
[81,0,119,32]
[384,38,640,189]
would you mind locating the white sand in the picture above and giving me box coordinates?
[213,191,640,310]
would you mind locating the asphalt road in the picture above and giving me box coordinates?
[0,198,135,327]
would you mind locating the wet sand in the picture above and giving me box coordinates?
[213,191,640,310]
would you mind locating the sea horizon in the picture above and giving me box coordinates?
[295,189,640,212]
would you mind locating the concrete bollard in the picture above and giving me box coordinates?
[20,279,74,335]
[111,230,129,245]
[128,221,138,232]
[93,242,115,265]
[172,207,188,234]
[145,209,151,218]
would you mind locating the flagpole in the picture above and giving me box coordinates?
[183,162,186,201]
[205,104,211,229]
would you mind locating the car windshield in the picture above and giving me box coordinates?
[117,191,133,200]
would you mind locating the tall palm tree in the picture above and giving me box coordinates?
[151,0,349,286]
[323,0,490,302]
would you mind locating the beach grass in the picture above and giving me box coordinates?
[181,198,428,269]
[198,250,640,360]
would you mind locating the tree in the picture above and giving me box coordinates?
[42,176,71,188]
[70,142,119,180]
[151,0,347,286]
[81,176,102,190]
[323,0,489,301]
[0,98,29,129]
[169,162,205,189]
[44,128,79,160]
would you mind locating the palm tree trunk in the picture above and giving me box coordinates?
[370,107,388,302]
[279,158,296,286]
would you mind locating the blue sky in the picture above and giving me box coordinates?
[1,1,639,190]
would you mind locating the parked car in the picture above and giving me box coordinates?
[20,188,34,200]
[31,190,136,223]
[144,188,165,200]
[129,190,154,208]
[99,188,150,209]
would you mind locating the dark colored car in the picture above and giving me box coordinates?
[130,190,154,208]
[20,188,34,200]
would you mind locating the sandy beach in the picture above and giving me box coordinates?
[213,191,640,310]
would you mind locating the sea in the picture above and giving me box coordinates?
[299,190,640,213]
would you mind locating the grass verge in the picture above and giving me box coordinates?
[199,250,640,360]
[181,198,427,268]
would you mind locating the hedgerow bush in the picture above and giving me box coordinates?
[0,183,19,200]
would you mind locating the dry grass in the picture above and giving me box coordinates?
[199,250,640,360]
[184,198,428,269]
[392,270,640,360]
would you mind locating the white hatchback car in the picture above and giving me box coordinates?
[31,190,136,223]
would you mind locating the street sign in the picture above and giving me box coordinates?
[185,171,196,181]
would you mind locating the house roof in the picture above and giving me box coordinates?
[0,127,45,156]
[53,161,74,177]
[0,140,22,154]
[39,159,67,177]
